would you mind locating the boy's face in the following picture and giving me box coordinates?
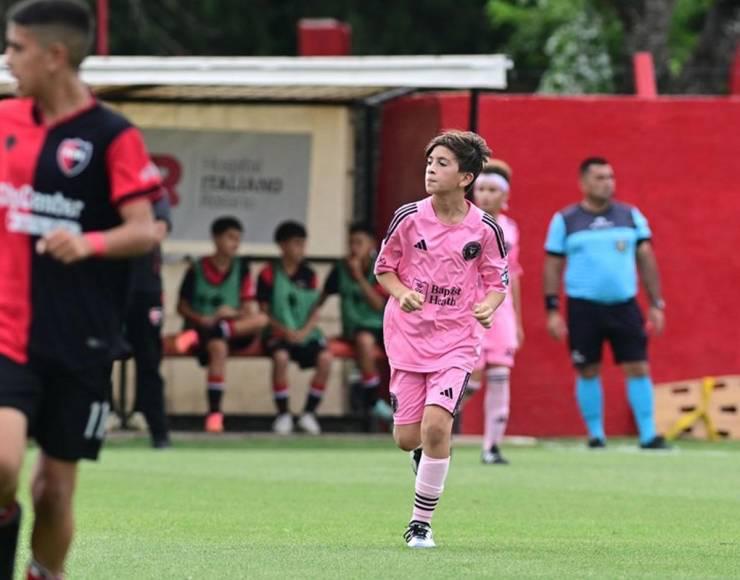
[473,179,509,215]
[348,231,375,259]
[425,145,473,195]
[5,24,49,98]
[279,237,306,262]
[213,228,242,257]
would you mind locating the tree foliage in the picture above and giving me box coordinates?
[0,0,737,94]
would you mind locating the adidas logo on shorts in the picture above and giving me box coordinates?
[440,387,454,399]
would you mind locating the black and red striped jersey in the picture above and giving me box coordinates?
[0,98,161,367]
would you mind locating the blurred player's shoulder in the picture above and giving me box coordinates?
[0,97,35,123]
[560,203,582,217]
[94,101,138,136]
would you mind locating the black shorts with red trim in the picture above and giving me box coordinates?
[195,333,259,367]
[0,354,111,461]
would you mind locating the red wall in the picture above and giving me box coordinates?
[377,94,740,437]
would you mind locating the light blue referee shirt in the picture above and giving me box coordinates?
[544,202,651,304]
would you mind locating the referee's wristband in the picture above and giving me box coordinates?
[545,295,560,311]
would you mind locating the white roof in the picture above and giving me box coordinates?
[0,55,512,102]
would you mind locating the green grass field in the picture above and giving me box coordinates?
[14,437,740,579]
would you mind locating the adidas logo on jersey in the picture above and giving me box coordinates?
[414,239,428,251]
[440,387,454,399]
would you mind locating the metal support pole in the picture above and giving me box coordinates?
[469,88,480,133]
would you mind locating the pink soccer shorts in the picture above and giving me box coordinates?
[389,367,471,425]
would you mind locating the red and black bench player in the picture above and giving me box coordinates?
[0,1,162,578]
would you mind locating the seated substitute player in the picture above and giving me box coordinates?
[257,221,333,436]
[312,222,393,421]
[464,161,524,465]
[0,1,162,578]
[375,130,509,548]
[177,216,269,433]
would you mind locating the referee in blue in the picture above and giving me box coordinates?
[543,157,668,449]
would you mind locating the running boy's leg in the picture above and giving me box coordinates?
[29,455,77,575]
[0,408,27,579]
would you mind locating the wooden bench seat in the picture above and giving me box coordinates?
[162,332,385,360]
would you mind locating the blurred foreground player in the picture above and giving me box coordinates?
[376,131,508,548]
[0,1,161,577]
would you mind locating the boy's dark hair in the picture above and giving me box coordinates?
[8,0,93,69]
[274,220,307,243]
[425,130,492,193]
[211,216,243,237]
[348,222,375,238]
[579,156,610,176]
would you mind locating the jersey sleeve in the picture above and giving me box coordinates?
[544,213,567,255]
[323,264,340,295]
[631,207,652,242]
[178,265,195,304]
[106,126,162,206]
[306,265,318,290]
[480,222,510,295]
[256,264,274,305]
[152,191,172,230]
[374,219,408,276]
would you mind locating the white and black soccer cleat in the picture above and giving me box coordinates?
[403,520,436,548]
[410,448,422,475]
[481,445,509,465]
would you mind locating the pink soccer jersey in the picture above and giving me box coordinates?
[480,213,522,366]
[375,196,509,373]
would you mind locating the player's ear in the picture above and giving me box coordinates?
[43,39,69,72]
[459,172,475,190]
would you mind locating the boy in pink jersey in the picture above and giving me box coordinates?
[375,131,509,548]
[466,161,524,465]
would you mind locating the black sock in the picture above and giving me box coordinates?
[304,393,322,414]
[0,501,21,580]
[275,397,289,415]
[207,388,224,414]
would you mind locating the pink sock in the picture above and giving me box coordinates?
[483,367,510,451]
[411,453,450,524]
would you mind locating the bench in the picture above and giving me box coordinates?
[161,331,386,360]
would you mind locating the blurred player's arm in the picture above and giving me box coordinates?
[475,222,509,328]
[37,198,158,263]
[636,241,665,335]
[347,257,386,311]
[543,254,567,340]
[356,276,386,312]
[543,212,567,340]
[511,275,524,345]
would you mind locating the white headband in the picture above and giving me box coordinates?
[476,172,510,193]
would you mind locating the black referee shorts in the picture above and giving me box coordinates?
[566,297,648,368]
[0,354,112,461]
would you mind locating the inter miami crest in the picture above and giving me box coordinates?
[462,241,482,261]
[57,138,93,177]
